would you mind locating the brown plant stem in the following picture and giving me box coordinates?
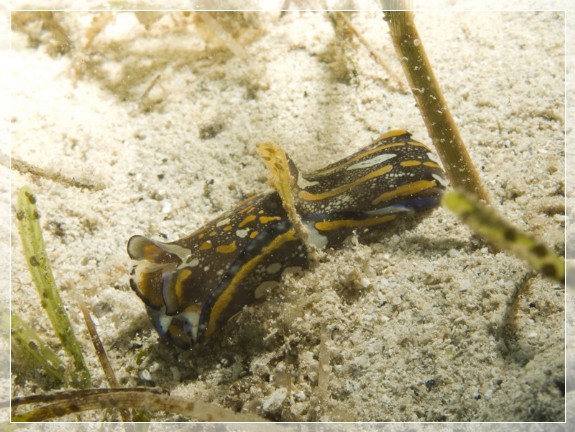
[79,302,133,424]
[384,10,489,202]
[11,388,267,422]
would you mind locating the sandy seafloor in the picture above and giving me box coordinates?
[1,0,574,430]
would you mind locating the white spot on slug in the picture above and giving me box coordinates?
[304,221,328,249]
[365,204,411,216]
[432,173,449,187]
[266,262,282,274]
[254,280,279,299]
[181,309,201,341]
[426,152,441,164]
[236,228,249,238]
[216,218,231,227]
[297,173,319,188]
[347,153,396,170]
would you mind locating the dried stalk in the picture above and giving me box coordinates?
[383,7,489,202]
[79,302,133,424]
[11,388,267,422]
[331,11,407,93]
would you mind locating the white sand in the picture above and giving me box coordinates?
[3,5,570,427]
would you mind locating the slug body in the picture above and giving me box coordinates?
[128,192,307,349]
[128,130,446,349]
[289,129,446,248]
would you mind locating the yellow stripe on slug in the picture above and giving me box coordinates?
[205,230,299,338]
[238,215,256,227]
[400,160,421,167]
[299,165,393,201]
[323,144,404,172]
[406,140,431,149]
[216,241,237,254]
[200,241,212,250]
[372,180,438,205]
[377,129,408,139]
[315,214,397,231]
[259,216,282,224]
[174,268,193,305]
[423,161,441,169]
